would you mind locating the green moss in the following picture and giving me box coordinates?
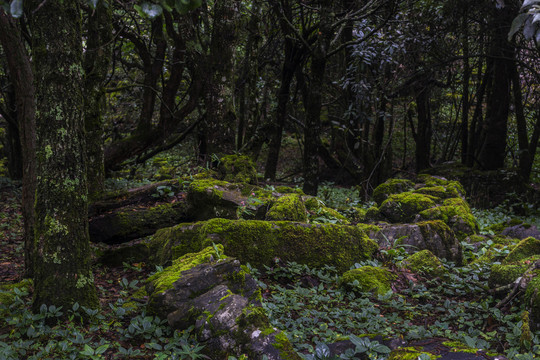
[413,185,459,200]
[388,347,439,359]
[188,178,229,199]
[489,256,540,288]
[402,250,446,277]
[0,279,33,306]
[304,197,349,224]
[218,154,258,184]
[521,311,532,351]
[273,331,302,360]
[503,237,540,264]
[416,175,466,197]
[147,245,224,295]
[266,194,308,222]
[525,272,540,327]
[339,266,395,295]
[440,341,477,354]
[150,219,378,272]
[379,192,437,223]
[418,198,479,239]
[372,178,415,205]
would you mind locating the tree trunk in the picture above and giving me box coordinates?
[415,86,432,172]
[0,10,36,277]
[199,0,241,156]
[84,2,112,201]
[30,0,98,310]
[303,1,332,195]
[477,5,515,170]
[460,5,470,165]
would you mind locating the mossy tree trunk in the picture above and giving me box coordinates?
[0,10,36,277]
[30,1,98,310]
[84,1,112,202]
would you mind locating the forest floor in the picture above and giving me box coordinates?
[2,176,540,359]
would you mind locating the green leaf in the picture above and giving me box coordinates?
[80,344,95,356]
[95,344,110,354]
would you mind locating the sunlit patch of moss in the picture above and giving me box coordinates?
[388,347,440,359]
[339,266,395,295]
[503,237,540,264]
[379,192,437,223]
[372,178,415,205]
[266,194,308,222]
[402,250,446,277]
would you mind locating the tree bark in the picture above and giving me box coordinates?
[0,10,36,277]
[30,0,98,310]
[477,5,515,170]
[303,0,332,195]
[84,1,112,201]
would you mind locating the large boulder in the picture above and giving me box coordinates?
[372,178,415,205]
[501,224,540,240]
[369,220,462,264]
[146,246,300,360]
[378,192,437,223]
[218,154,259,184]
[150,219,379,272]
[339,266,395,295]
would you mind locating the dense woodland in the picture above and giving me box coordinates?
[0,0,540,359]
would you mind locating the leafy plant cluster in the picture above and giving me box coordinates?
[0,279,207,360]
[251,236,540,359]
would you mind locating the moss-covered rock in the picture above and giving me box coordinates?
[379,192,437,223]
[488,255,540,289]
[402,250,446,277]
[524,272,540,329]
[304,197,350,225]
[370,221,462,264]
[416,174,466,198]
[413,185,460,200]
[150,219,378,272]
[146,246,300,359]
[372,178,415,205]
[503,237,540,264]
[418,197,479,240]
[218,154,258,184]
[266,194,307,222]
[339,266,395,295]
[387,347,439,359]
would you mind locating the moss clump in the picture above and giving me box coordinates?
[146,245,224,295]
[379,192,437,223]
[339,266,395,295]
[416,174,466,197]
[413,185,459,200]
[273,331,302,360]
[488,256,540,288]
[304,197,350,224]
[218,154,258,184]
[503,237,540,264]
[372,178,415,205]
[0,279,33,307]
[419,198,479,239]
[521,311,532,351]
[266,194,308,222]
[402,250,446,277]
[524,272,540,328]
[150,219,378,272]
[388,347,439,359]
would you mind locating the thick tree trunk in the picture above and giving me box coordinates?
[415,86,432,172]
[461,6,470,165]
[30,0,98,310]
[84,2,112,201]
[477,5,515,170]
[199,0,241,156]
[303,1,332,196]
[0,11,36,277]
